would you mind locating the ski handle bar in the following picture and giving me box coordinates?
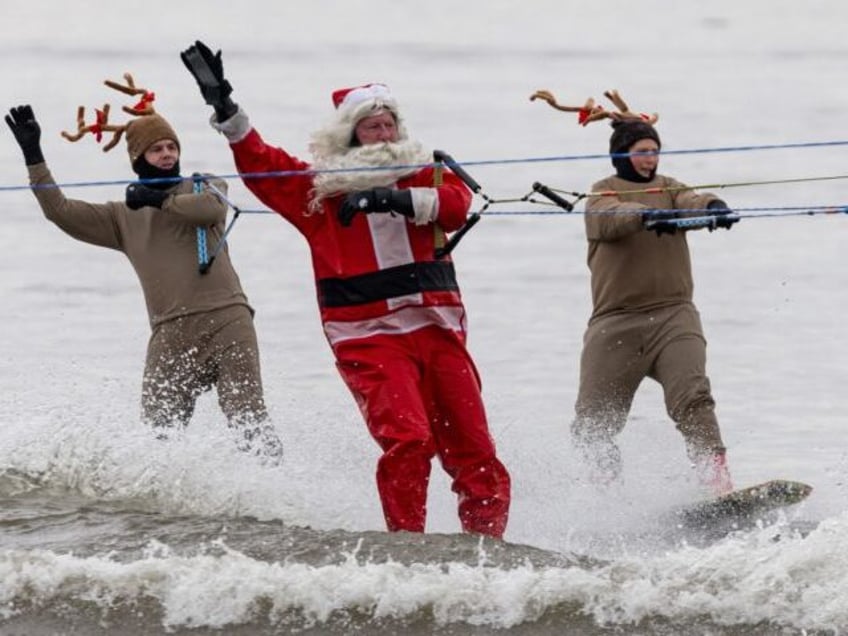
[430,152,578,258]
[532,182,574,212]
[644,213,742,233]
[433,149,481,194]
[432,150,482,259]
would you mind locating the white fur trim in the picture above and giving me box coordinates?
[210,106,252,143]
[409,187,438,226]
[337,84,393,111]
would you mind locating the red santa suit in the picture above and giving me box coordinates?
[212,84,511,537]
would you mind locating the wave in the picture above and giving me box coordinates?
[1,511,846,635]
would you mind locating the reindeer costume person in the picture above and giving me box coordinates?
[532,89,739,495]
[182,40,511,538]
[5,75,283,464]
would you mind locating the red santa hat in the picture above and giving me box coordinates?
[330,83,401,133]
[332,83,395,112]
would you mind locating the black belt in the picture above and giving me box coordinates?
[318,261,459,308]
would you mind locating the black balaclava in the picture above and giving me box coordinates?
[132,155,181,190]
[608,119,661,183]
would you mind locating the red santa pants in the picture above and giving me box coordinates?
[334,325,511,538]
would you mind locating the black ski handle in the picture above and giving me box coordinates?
[431,149,484,259]
[199,256,216,275]
[433,149,482,194]
[532,182,574,212]
[434,213,481,259]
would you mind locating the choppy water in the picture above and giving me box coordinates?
[1,466,837,636]
[2,1,848,634]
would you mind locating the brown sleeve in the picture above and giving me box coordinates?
[163,175,228,225]
[668,177,720,215]
[28,163,124,250]
[584,177,648,241]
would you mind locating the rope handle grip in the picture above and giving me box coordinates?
[532,182,574,211]
[645,214,742,232]
[433,149,482,194]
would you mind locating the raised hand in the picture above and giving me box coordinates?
[5,105,45,165]
[180,40,237,120]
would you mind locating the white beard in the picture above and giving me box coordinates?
[308,139,432,213]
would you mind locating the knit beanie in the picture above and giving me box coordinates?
[608,119,661,156]
[125,113,180,166]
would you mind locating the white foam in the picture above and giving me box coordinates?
[2,516,847,631]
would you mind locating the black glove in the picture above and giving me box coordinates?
[642,209,678,236]
[5,105,45,165]
[706,199,739,230]
[180,40,238,121]
[338,187,415,227]
[126,183,169,210]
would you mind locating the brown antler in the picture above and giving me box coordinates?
[104,72,156,116]
[60,72,160,152]
[529,90,608,126]
[60,103,128,152]
[596,89,659,125]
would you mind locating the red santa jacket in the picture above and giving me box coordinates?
[229,128,473,346]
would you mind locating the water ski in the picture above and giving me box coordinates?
[678,479,812,530]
